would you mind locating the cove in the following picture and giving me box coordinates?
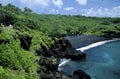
[58,40,120,79]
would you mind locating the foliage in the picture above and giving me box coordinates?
[0,27,39,79]
[0,66,26,79]
[0,3,120,79]
[4,3,22,14]
[24,7,32,13]
[1,4,120,37]
[0,27,14,40]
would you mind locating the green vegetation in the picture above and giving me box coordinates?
[0,3,120,79]
[0,27,39,79]
[0,3,120,37]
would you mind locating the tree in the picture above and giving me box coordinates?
[0,3,3,8]
[5,4,22,14]
[0,27,39,79]
[24,7,32,13]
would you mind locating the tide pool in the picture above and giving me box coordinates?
[58,40,120,79]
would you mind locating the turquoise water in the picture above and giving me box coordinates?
[59,40,120,79]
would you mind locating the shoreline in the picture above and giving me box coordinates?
[65,35,107,49]
[76,38,120,52]
[58,38,120,75]
[38,35,120,79]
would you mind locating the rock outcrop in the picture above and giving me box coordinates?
[36,38,90,79]
[19,35,32,50]
[72,70,91,79]
[36,38,86,60]
[113,70,120,76]
[18,35,91,79]
[38,56,73,79]
[103,31,120,38]
[38,56,91,79]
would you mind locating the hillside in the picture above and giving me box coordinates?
[0,4,120,79]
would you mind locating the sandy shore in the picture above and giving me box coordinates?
[65,35,107,49]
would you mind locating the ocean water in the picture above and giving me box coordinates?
[58,40,120,79]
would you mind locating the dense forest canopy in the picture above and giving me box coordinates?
[0,3,120,37]
[0,3,120,79]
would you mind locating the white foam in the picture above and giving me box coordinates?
[58,39,120,71]
[58,59,71,67]
[58,59,71,71]
[76,39,120,52]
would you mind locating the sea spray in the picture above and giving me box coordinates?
[58,59,92,75]
[58,59,71,71]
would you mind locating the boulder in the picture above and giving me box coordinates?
[72,70,91,79]
[113,70,120,76]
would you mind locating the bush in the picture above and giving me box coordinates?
[0,27,39,79]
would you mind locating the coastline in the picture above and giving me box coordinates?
[58,37,120,78]
[76,38,120,52]
[38,35,120,79]
[65,35,107,49]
